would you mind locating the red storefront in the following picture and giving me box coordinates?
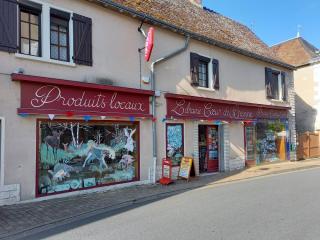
[12,74,153,197]
[165,93,290,172]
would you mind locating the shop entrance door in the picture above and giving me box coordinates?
[199,125,219,173]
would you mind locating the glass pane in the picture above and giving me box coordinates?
[21,22,29,38]
[50,45,58,59]
[50,31,58,44]
[30,40,39,56]
[59,47,67,61]
[60,26,67,33]
[59,33,67,46]
[31,25,39,40]
[37,121,139,196]
[20,38,29,54]
[50,24,58,31]
[166,124,183,165]
[30,14,39,24]
[20,11,29,22]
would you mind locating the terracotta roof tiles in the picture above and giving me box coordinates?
[271,37,320,67]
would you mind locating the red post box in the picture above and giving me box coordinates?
[159,158,173,185]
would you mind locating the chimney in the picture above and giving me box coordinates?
[189,0,202,7]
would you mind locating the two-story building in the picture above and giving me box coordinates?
[0,0,296,204]
[272,37,320,133]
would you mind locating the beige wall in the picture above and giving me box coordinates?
[0,0,294,200]
[294,65,318,132]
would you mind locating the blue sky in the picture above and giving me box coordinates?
[202,0,319,48]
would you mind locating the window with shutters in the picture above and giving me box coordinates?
[9,1,92,66]
[50,15,69,61]
[19,6,41,56]
[265,68,287,101]
[190,52,220,90]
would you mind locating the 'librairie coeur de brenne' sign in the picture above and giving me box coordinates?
[166,93,289,121]
[13,74,153,117]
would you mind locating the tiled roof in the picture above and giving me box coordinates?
[271,37,320,67]
[90,0,294,69]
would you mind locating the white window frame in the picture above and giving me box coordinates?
[15,0,75,67]
[268,68,284,101]
[0,117,5,186]
[196,54,216,92]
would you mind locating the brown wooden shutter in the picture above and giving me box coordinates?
[212,58,219,90]
[281,71,287,101]
[0,0,18,53]
[265,67,273,99]
[190,52,199,86]
[73,13,92,66]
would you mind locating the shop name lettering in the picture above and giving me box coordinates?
[170,100,285,119]
[30,85,146,112]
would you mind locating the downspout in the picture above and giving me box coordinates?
[151,36,190,183]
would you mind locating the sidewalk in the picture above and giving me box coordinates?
[1,159,320,240]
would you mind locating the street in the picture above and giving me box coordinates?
[21,168,320,240]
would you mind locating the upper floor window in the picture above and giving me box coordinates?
[198,60,209,88]
[0,0,92,66]
[50,10,70,62]
[265,67,287,101]
[190,52,220,90]
[19,4,41,56]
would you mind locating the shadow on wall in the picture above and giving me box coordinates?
[295,94,317,133]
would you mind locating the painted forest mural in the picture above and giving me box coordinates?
[38,120,139,196]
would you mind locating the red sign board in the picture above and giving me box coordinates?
[166,93,289,120]
[12,74,153,117]
[145,27,154,62]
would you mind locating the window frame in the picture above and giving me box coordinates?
[266,68,284,101]
[50,15,70,62]
[19,5,42,57]
[165,123,185,166]
[16,0,74,65]
[36,119,141,197]
[198,59,209,88]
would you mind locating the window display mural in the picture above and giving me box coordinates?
[256,120,287,163]
[166,123,184,166]
[37,120,139,196]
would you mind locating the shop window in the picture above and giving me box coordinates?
[166,123,184,166]
[256,120,287,163]
[37,120,139,196]
[19,4,41,56]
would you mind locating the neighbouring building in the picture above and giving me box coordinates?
[0,0,296,204]
[272,37,320,133]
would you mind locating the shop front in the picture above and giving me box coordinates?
[165,93,290,173]
[244,120,289,166]
[12,74,153,197]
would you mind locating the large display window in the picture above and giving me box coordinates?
[37,120,139,196]
[245,120,288,164]
[166,123,184,166]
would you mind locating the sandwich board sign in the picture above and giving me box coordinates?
[178,157,194,181]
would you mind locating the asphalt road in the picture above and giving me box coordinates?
[23,168,320,240]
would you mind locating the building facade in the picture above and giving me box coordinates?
[0,0,296,204]
[272,37,320,133]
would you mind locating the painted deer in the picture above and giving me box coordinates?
[44,129,64,161]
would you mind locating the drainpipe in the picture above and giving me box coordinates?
[151,36,190,183]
